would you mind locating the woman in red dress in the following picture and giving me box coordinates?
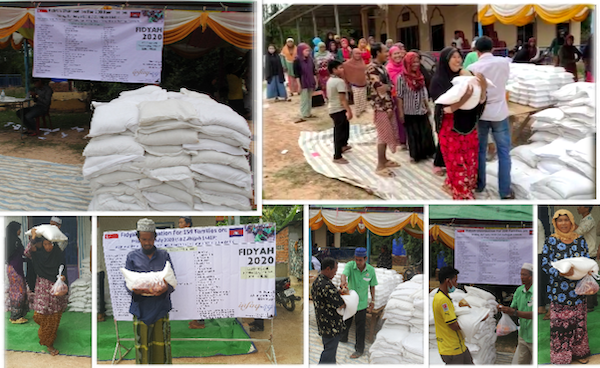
[429,47,487,200]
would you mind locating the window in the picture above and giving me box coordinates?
[398,25,419,51]
[517,23,534,45]
[431,24,445,51]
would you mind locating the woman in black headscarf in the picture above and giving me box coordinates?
[264,44,289,102]
[6,221,28,324]
[376,244,393,269]
[430,46,487,200]
[25,234,69,356]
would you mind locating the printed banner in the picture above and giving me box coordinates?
[454,228,533,285]
[103,223,276,321]
[34,8,163,83]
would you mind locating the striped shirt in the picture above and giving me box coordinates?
[396,74,428,116]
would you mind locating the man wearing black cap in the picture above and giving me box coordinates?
[339,247,378,359]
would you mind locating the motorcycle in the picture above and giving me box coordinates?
[276,276,301,311]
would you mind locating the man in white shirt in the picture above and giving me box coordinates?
[575,206,597,311]
[452,31,464,50]
[467,36,513,199]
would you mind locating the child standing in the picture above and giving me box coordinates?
[325,60,353,164]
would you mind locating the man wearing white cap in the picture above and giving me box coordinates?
[498,263,533,364]
[125,218,175,364]
[50,216,68,251]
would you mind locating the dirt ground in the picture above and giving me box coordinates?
[262,92,531,200]
[98,277,304,365]
[262,95,377,200]
[4,352,91,368]
[0,120,88,165]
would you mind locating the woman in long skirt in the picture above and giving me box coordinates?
[6,221,28,324]
[541,209,591,364]
[264,44,289,102]
[25,235,69,355]
[293,43,317,123]
[280,38,300,95]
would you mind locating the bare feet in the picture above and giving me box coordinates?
[48,346,59,356]
[375,167,395,177]
[384,160,401,168]
[333,157,349,164]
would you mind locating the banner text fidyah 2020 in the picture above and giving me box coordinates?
[103,223,276,321]
[33,8,164,83]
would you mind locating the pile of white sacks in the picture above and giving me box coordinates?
[487,82,595,199]
[68,257,91,312]
[506,64,574,108]
[83,86,253,211]
[429,286,498,365]
[331,263,402,310]
[370,274,424,364]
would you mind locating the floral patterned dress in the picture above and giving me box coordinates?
[541,235,591,364]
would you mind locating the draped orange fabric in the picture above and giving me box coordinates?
[0,12,33,39]
[163,16,202,45]
[206,17,252,49]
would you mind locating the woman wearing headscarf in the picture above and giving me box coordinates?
[25,233,69,356]
[541,209,591,364]
[293,43,317,123]
[6,221,28,324]
[343,48,368,117]
[358,38,371,64]
[325,32,336,50]
[430,46,487,200]
[280,38,300,95]
[312,37,322,57]
[559,35,583,82]
[264,44,289,102]
[349,38,357,49]
[387,45,408,148]
[396,52,436,162]
[314,42,335,99]
[513,38,542,64]
[328,41,344,62]
[340,38,352,61]
[582,35,593,82]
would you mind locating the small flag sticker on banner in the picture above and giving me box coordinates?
[229,228,244,237]
[105,233,119,239]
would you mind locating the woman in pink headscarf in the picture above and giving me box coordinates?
[387,44,407,148]
[340,38,352,61]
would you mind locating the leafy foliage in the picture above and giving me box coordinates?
[429,240,454,274]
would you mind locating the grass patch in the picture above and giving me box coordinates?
[66,142,88,153]
[272,162,315,187]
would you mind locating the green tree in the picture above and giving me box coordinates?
[429,240,454,274]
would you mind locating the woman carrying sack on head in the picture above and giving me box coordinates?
[25,233,69,356]
[6,221,29,324]
[541,209,591,364]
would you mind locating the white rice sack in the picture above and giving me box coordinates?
[115,89,169,105]
[529,131,560,143]
[510,142,546,168]
[120,85,163,97]
[532,169,595,199]
[138,99,198,125]
[456,306,489,341]
[88,101,139,137]
[434,76,494,110]
[194,189,251,211]
[142,184,194,204]
[25,224,67,243]
[191,151,250,172]
[465,286,496,301]
[143,154,191,169]
[190,164,252,189]
[144,145,188,157]
[402,332,424,356]
[83,135,144,157]
[551,257,599,280]
[551,82,595,101]
[137,120,200,134]
[195,181,253,198]
[337,290,359,321]
[558,155,595,180]
[149,201,193,211]
[532,108,564,122]
[121,261,177,294]
[180,93,251,136]
[559,105,595,119]
[82,154,142,178]
[136,129,199,146]
[567,137,595,167]
[183,139,247,156]
[89,171,146,189]
[197,125,251,149]
[146,166,193,182]
[532,137,576,159]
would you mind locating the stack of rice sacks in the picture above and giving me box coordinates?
[68,257,91,312]
[486,82,595,199]
[506,64,574,108]
[369,274,424,364]
[331,263,403,310]
[429,286,498,365]
[83,86,252,211]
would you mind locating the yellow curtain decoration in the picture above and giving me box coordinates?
[206,17,252,49]
[429,225,455,249]
[478,4,591,26]
[0,11,33,39]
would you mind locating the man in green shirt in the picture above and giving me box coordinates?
[462,40,479,69]
[498,263,533,364]
[339,247,378,359]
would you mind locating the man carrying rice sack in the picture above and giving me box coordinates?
[340,247,378,359]
[311,258,346,364]
[125,218,176,364]
[24,228,69,356]
[497,263,534,364]
[432,266,473,365]
[541,209,591,364]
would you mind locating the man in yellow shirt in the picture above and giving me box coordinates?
[432,266,473,364]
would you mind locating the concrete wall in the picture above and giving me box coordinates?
[313,226,327,249]
[276,223,303,277]
[276,226,290,263]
